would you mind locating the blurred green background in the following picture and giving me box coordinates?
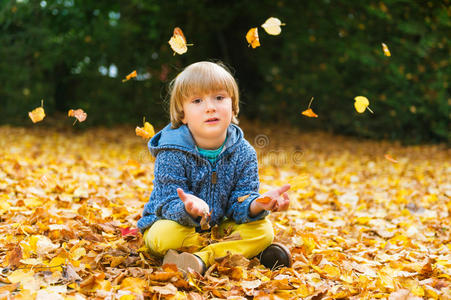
[0,0,449,143]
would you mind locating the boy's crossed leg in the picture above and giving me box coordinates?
[143,218,274,267]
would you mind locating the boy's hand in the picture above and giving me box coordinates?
[177,188,210,219]
[250,184,291,217]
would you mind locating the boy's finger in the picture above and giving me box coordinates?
[283,192,290,201]
[279,197,290,211]
[177,188,187,202]
[267,198,278,211]
[277,184,291,195]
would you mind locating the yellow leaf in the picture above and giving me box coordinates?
[71,247,86,261]
[29,107,45,123]
[261,17,285,35]
[7,269,34,284]
[120,277,146,294]
[169,27,191,55]
[20,258,43,265]
[246,27,260,48]
[354,96,373,114]
[135,121,155,139]
[381,42,391,57]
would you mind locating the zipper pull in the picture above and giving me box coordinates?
[211,171,217,184]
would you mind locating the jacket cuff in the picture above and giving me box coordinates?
[174,200,201,227]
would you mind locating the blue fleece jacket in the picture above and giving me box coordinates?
[137,123,268,233]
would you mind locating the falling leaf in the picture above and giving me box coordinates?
[122,70,137,82]
[68,108,87,124]
[246,27,260,48]
[29,100,45,123]
[261,17,285,35]
[354,96,374,114]
[302,97,318,117]
[384,154,398,163]
[135,121,155,139]
[168,27,192,55]
[382,42,391,57]
[302,108,318,118]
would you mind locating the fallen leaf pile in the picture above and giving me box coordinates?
[0,121,449,298]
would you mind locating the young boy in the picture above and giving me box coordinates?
[137,61,292,275]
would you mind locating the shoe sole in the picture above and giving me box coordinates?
[162,250,205,275]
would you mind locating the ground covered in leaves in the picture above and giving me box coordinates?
[0,122,450,299]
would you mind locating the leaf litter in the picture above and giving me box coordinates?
[0,121,449,299]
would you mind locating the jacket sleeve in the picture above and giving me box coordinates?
[226,145,269,223]
[145,150,201,227]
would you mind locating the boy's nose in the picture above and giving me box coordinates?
[205,99,216,111]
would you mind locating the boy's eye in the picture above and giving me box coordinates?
[192,98,201,104]
[215,95,224,101]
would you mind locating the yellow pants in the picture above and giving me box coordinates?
[143,218,274,266]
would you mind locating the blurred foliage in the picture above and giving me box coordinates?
[0,0,449,143]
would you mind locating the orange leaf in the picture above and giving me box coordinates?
[302,108,318,118]
[256,196,271,204]
[237,194,250,202]
[68,108,87,123]
[384,154,398,163]
[200,210,211,231]
[122,70,137,82]
[29,106,45,123]
[246,27,260,48]
[169,27,191,55]
[135,121,155,139]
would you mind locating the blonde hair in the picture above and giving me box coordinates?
[169,61,239,128]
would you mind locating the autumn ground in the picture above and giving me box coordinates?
[0,121,450,299]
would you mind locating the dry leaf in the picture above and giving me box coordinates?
[122,70,137,82]
[261,17,285,35]
[29,101,45,123]
[302,108,318,118]
[169,27,191,55]
[302,97,318,117]
[354,96,374,113]
[68,108,87,123]
[384,154,398,163]
[256,196,271,204]
[237,194,250,202]
[135,121,155,139]
[382,42,391,57]
[246,27,260,48]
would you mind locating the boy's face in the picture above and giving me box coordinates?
[181,90,233,149]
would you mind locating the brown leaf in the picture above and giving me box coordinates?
[151,283,177,295]
[7,245,22,269]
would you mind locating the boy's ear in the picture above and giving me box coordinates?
[181,112,187,124]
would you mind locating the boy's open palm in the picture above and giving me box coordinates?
[256,184,291,212]
[177,188,210,219]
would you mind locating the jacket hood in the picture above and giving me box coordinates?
[148,123,243,157]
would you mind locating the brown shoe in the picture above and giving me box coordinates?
[163,249,206,275]
[258,243,292,270]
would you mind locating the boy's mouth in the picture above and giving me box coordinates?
[205,117,219,123]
